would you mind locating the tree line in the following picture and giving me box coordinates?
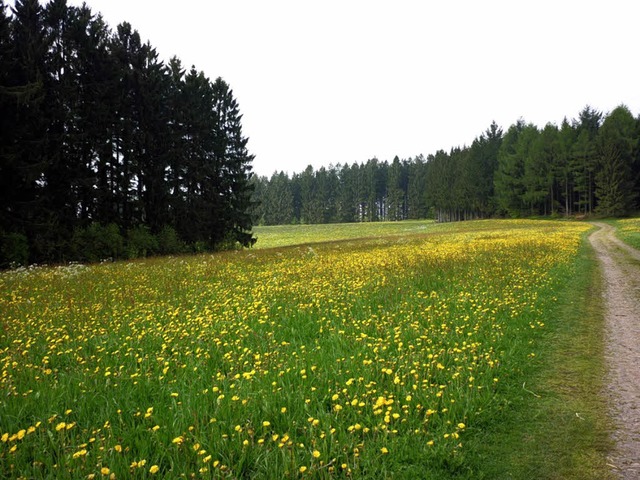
[0,0,255,267]
[252,106,640,225]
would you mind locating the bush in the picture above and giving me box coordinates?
[157,226,186,255]
[0,232,30,268]
[126,225,158,259]
[71,223,124,263]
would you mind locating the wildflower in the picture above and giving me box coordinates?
[172,436,184,445]
[380,447,389,454]
[312,450,321,458]
[299,466,308,473]
[73,449,87,459]
[100,467,110,475]
[149,465,160,474]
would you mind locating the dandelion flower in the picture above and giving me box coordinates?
[149,465,160,474]
[72,449,87,459]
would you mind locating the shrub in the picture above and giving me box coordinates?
[71,223,124,263]
[157,226,186,255]
[0,231,30,268]
[126,225,159,259]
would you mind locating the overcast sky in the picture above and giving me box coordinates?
[64,0,640,177]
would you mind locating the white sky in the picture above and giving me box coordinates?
[62,0,640,177]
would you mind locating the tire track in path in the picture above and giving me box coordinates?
[589,222,640,479]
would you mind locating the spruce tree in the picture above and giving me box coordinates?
[595,105,638,216]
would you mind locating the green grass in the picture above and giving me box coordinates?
[609,217,640,250]
[0,219,612,478]
[252,220,435,249]
[464,228,613,479]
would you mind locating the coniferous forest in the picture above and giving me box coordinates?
[0,0,255,267]
[253,107,640,226]
[2,2,640,267]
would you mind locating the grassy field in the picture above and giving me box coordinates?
[251,220,435,249]
[0,219,611,478]
[611,217,640,250]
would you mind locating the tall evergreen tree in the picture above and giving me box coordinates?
[386,156,405,221]
[7,0,49,258]
[494,120,529,216]
[211,77,255,246]
[595,105,638,216]
[407,155,428,219]
[336,163,356,222]
[571,106,601,214]
[263,171,293,225]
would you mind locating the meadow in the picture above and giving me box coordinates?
[612,217,640,250]
[0,219,610,478]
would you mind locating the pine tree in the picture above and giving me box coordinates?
[211,77,255,246]
[407,155,428,219]
[494,120,529,217]
[336,163,356,223]
[570,106,601,214]
[7,0,49,259]
[595,105,638,216]
[386,156,405,221]
[263,171,293,225]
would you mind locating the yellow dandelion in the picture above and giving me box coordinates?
[299,466,308,473]
[380,447,389,454]
[312,450,321,458]
[100,467,110,475]
[149,465,160,474]
[72,449,87,459]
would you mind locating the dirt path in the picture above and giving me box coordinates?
[589,222,640,478]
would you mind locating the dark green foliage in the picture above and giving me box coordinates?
[71,223,123,263]
[157,226,186,255]
[595,106,638,216]
[0,231,30,267]
[258,106,638,226]
[0,1,256,266]
[125,225,158,259]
